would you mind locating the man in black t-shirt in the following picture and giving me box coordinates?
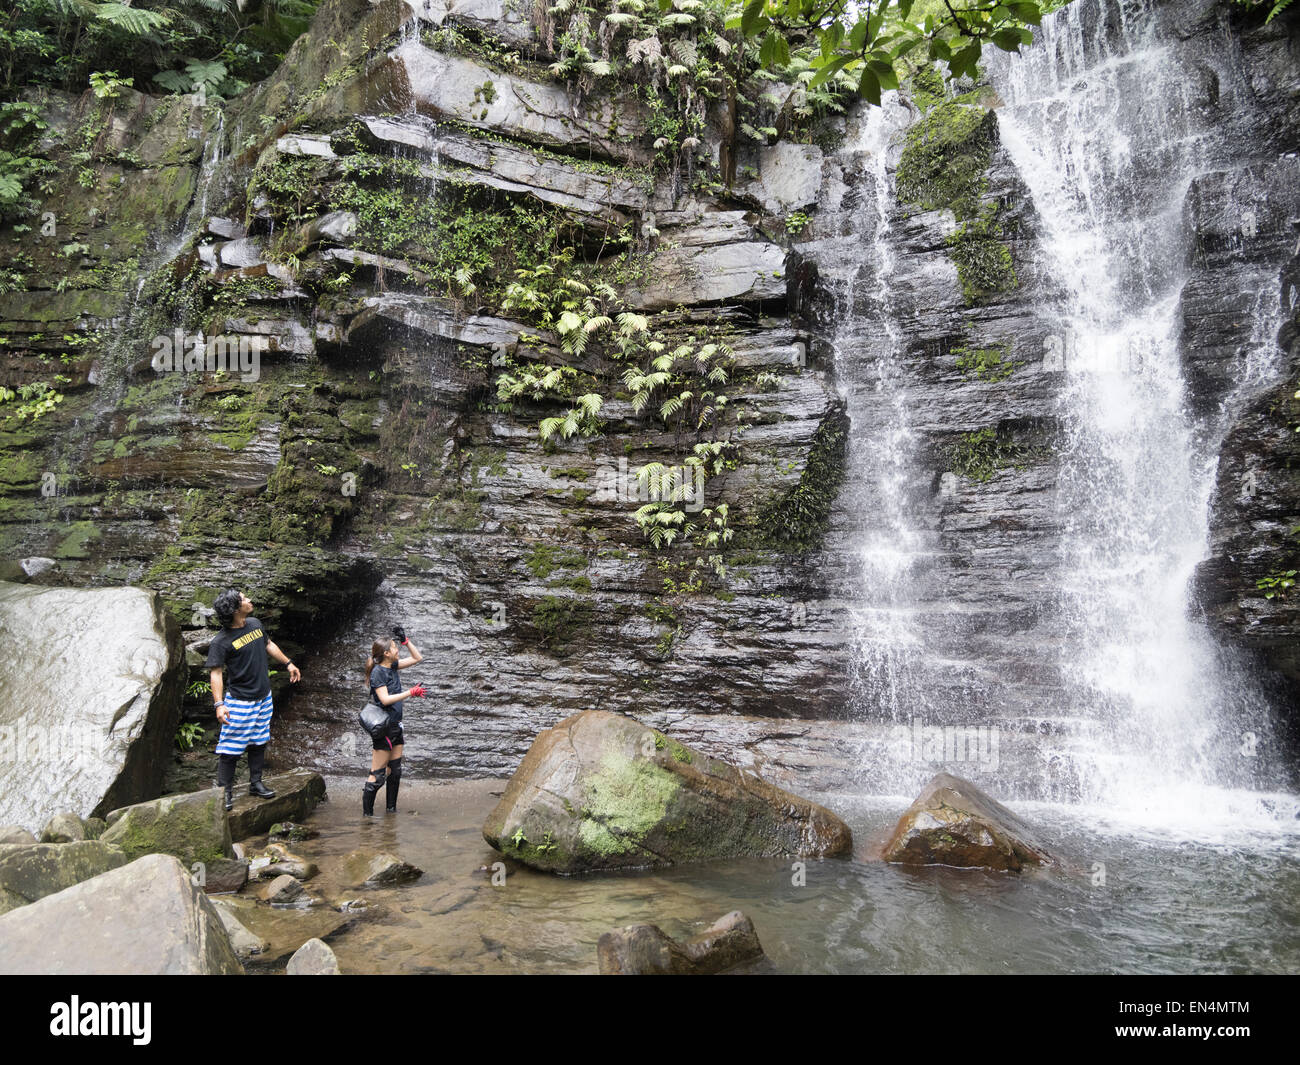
[206,587,301,811]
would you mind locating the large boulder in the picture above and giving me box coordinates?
[597,911,766,975]
[483,711,852,873]
[881,772,1057,872]
[101,790,234,868]
[0,840,129,915]
[0,584,185,832]
[0,853,244,974]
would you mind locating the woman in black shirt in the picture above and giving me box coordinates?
[361,626,425,816]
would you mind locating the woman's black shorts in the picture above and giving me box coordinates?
[372,723,404,751]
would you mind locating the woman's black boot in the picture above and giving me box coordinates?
[362,766,386,817]
[385,757,402,813]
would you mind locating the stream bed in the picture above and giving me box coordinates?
[238,778,1300,975]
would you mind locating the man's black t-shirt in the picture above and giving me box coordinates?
[206,617,272,701]
[369,663,403,725]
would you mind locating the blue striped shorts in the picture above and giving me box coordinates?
[216,693,274,754]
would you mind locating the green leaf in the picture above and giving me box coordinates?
[868,59,899,91]
[849,18,869,52]
[891,35,924,61]
[949,43,982,78]
[809,54,852,89]
[929,37,952,61]
[1009,2,1042,25]
[858,66,881,106]
[993,28,1025,52]
[867,7,885,43]
[90,2,171,36]
[741,0,767,36]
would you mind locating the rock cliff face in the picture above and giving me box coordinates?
[0,0,1297,795]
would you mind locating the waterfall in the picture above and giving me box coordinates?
[839,96,928,727]
[980,0,1297,829]
[831,0,1299,830]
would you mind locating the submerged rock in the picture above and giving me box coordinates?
[882,772,1056,872]
[250,843,317,882]
[210,897,270,958]
[257,874,304,905]
[0,853,243,974]
[287,937,342,975]
[483,711,852,873]
[597,911,766,975]
[0,840,129,915]
[0,584,185,833]
[342,851,423,887]
[268,821,318,843]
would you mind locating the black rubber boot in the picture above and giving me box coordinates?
[385,757,402,813]
[362,766,387,817]
[217,753,239,812]
[247,743,276,799]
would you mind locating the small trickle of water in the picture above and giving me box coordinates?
[835,96,932,734]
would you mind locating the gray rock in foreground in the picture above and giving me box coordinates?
[0,853,243,974]
[0,583,185,833]
[0,840,129,915]
[287,937,341,975]
[597,911,766,975]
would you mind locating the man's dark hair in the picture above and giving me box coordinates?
[213,588,244,627]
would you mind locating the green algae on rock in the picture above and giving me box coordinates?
[483,710,852,873]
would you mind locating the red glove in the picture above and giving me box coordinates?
[408,685,427,698]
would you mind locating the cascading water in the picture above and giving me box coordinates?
[986,0,1297,831]
[833,0,1299,834]
[837,96,930,731]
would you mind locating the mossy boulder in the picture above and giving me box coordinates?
[483,710,853,873]
[101,791,235,868]
[0,841,129,916]
[881,772,1057,872]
